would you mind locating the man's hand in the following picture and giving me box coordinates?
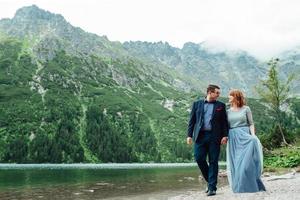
[187,137,193,145]
[221,137,228,145]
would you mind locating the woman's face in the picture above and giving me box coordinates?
[228,94,234,103]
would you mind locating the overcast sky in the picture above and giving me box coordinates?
[1,0,300,60]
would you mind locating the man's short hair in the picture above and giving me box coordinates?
[206,84,220,94]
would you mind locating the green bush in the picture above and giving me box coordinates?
[264,146,300,168]
[260,125,296,149]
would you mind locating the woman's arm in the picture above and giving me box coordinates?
[250,124,255,135]
[246,106,255,135]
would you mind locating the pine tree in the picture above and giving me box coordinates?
[256,58,295,145]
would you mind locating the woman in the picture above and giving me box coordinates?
[226,89,266,193]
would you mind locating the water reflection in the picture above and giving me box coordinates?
[0,164,228,199]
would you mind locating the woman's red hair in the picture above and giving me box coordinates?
[229,89,246,107]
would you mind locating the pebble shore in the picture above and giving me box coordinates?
[170,171,300,200]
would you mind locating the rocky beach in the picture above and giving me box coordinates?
[170,170,300,200]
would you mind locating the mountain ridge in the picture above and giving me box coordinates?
[0,5,298,163]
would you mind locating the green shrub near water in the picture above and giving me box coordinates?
[264,145,300,168]
[259,125,297,150]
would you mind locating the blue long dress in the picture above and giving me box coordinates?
[226,106,266,193]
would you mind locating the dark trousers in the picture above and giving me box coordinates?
[194,131,220,191]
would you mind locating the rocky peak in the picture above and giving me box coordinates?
[0,5,118,59]
[0,5,72,40]
[13,5,65,23]
[181,42,208,56]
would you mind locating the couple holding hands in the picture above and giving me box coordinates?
[187,84,266,196]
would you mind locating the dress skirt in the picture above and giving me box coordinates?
[226,126,266,193]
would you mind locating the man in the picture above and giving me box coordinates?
[187,84,228,196]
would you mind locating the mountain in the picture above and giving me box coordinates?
[0,5,297,163]
[277,47,300,93]
[123,40,300,96]
[0,5,122,59]
[123,41,269,96]
[0,5,196,92]
[0,5,199,163]
[2,5,296,97]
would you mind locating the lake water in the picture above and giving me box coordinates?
[0,163,228,199]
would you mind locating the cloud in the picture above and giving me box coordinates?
[1,0,300,60]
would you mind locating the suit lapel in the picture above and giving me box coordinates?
[211,101,218,119]
[198,100,204,118]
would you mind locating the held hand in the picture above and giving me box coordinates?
[187,137,193,145]
[221,137,228,145]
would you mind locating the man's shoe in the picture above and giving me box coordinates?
[207,190,216,196]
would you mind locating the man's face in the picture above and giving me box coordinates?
[209,89,220,100]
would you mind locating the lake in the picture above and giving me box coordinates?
[0,163,228,199]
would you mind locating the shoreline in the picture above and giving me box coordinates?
[0,163,225,170]
[170,170,300,200]
[104,169,300,200]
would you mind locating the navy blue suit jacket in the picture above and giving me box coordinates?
[187,99,228,143]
